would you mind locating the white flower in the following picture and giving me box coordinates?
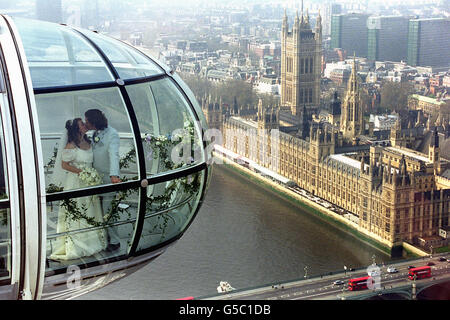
[118,203,129,210]
[79,167,103,186]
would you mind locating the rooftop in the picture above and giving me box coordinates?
[329,154,363,170]
[385,146,430,163]
[229,116,257,129]
[410,94,447,105]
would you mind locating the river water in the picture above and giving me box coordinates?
[80,163,394,300]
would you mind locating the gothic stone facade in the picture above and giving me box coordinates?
[223,117,450,248]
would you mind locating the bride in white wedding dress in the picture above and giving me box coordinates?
[49,118,107,261]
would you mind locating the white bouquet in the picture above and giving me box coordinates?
[79,166,103,186]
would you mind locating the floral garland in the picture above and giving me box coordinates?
[44,146,58,174]
[46,183,103,227]
[140,118,201,239]
[146,172,201,239]
[143,118,198,172]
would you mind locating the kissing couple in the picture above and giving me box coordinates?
[49,109,122,261]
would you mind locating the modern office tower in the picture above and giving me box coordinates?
[331,13,370,57]
[281,10,322,117]
[331,3,342,15]
[320,2,342,36]
[407,18,450,69]
[36,0,62,23]
[367,15,410,62]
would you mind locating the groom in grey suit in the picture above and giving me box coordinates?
[85,109,122,252]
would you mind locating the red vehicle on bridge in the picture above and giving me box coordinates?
[408,266,432,280]
[348,276,373,291]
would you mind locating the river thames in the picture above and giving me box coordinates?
[80,163,395,300]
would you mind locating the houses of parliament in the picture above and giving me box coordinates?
[202,9,450,252]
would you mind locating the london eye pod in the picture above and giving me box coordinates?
[0,15,212,300]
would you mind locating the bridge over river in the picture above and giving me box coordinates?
[200,254,450,300]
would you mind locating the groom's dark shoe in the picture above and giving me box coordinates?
[106,243,120,252]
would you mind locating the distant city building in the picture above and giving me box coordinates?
[186,41,208,52]
[331,13,370,57]
[444,75,450,88]
[320,2,342,36]
[408,94,450,117]
[255,76,280,95]
[370,114,399,130]
[36,0,62,23]
[367,15,410,62]
[250,42,281,59]
[329,68,351,85]
[407,18,450,70]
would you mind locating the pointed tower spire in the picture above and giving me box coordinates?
[258,98,264,119]
[316,8,322,29]
[351,53,357,89]
[300,0,304,24]
[233,96,239,115]
[305,8,310,26]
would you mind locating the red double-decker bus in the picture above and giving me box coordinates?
[348,276,373,291]
[408,266,431,280]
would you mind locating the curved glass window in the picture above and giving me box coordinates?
[171,73,208,131]
[137,171,204,251]
[46,187,140,269]
[14,18,114,88]
[171,73,214,188]
[76,29,164,79]
[126,78,204,177]
[36,87,138,192]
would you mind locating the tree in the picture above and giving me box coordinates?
[379,81,414,113]
[179,74,281,113]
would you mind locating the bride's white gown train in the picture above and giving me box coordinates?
[49,147,107,261]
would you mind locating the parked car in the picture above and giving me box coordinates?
[427,262,435,266]
[387,266,398,273]
[439,257,446,262]
[333,280,345,286]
